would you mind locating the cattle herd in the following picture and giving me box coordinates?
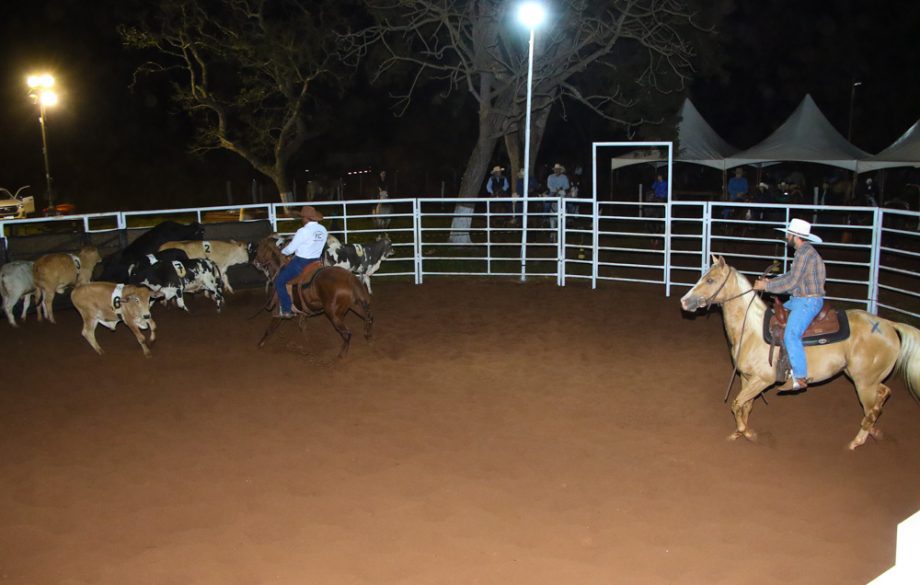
[0,221,394,357]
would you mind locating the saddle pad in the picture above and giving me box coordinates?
[763,307,850,346]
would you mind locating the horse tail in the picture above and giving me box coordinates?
[891,321,920,400]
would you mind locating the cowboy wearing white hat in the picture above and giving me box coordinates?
[486,165,509,197]
[754,218,827,392]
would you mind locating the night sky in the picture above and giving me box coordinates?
[1,0,918,212]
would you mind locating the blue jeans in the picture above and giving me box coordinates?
[276,256,319,313]
[784,297,824,379]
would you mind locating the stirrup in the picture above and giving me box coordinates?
[777,377,808,394]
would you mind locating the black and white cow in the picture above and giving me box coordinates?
[323,235,393,294]
[129,258,224,312]
[126,249,190,279]
[98,221,204,282]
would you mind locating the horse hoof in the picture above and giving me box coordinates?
[868,427,884,440]
[727,431,743,442]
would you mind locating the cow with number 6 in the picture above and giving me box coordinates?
[71,283,160,357]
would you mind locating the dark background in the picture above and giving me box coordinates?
[1,0,918,211]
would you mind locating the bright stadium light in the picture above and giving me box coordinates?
[26,72,60,213]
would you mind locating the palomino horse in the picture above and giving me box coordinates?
[252,236,373,358]
[680,256,920,449]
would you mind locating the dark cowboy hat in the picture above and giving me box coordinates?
[299,205,324,222]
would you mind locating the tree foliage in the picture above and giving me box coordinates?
[121,0,351,199]
[343,0,727,196]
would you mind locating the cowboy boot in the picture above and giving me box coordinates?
[776,376,808,395]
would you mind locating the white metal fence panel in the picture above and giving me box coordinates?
[0,198,916,319]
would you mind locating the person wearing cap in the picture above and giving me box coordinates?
[753,218,826,392]
[276,205,328,319]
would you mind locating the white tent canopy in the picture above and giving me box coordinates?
[859,119,920,172]
[610,98,737,170]
[724,94,871,171]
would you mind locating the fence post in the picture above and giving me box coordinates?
[702,202,712,274]
[556,197,564,286]
[664,200,672,297]
[868,207,882,314]
[486,200,492,275]
[414,199,423,285]
[592,198,599,289]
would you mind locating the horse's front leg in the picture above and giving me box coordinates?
[729,376,772,443]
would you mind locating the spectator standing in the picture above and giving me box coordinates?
[725,167,750,221]
[860,177,879,207]
[486,165,509,197]
[545,163,571,229]
[650,173,668,201]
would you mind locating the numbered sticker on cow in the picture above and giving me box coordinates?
[203,241,212,255]
[172,260,187,278]
[111,283,125,311]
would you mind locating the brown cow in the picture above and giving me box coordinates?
[33,246,102,324]
[71,283,159,357]
[158,239,249,293]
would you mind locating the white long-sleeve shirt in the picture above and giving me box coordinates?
[282,221,328,259]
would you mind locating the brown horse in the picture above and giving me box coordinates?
[680,256,920,449]
[252,236,373,358]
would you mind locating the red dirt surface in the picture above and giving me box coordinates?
[1,279,918,585]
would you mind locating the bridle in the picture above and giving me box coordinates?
[700,267,754,310]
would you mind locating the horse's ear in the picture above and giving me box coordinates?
[710,253,719,266]
[717,255,726,267]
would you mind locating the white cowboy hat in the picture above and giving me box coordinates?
[552,163,565,172]
[491,165,504,174]
[776,218,822,243]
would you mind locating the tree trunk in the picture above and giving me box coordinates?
[504,131,522,192]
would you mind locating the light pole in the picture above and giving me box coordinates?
[27,73,58,213]
[517,1,546,282]
[847,80,862,143]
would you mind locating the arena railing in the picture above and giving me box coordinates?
[0,198,916,319]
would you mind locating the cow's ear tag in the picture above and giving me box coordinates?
[172,261,187,278]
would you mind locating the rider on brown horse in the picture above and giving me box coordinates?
[276,206,327,318]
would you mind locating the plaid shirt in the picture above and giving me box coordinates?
[765,242,826,297]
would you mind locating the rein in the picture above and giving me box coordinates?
[711,264,778,404]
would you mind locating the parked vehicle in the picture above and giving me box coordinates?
[0,186,36,219]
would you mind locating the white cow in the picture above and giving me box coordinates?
[0,261,36,326]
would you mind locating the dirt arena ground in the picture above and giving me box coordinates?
[1,279,918,585]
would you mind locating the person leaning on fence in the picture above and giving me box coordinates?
[753,218,826,393]
[486,166,509,197]
[275,205,328,319]
[545,163,571,227]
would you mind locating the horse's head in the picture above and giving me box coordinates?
[251,236,285,280]
[680,255,736,312]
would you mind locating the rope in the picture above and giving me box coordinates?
[720,262,779,404]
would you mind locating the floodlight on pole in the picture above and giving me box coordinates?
[26,73,58,213]
[517,1,546,282]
